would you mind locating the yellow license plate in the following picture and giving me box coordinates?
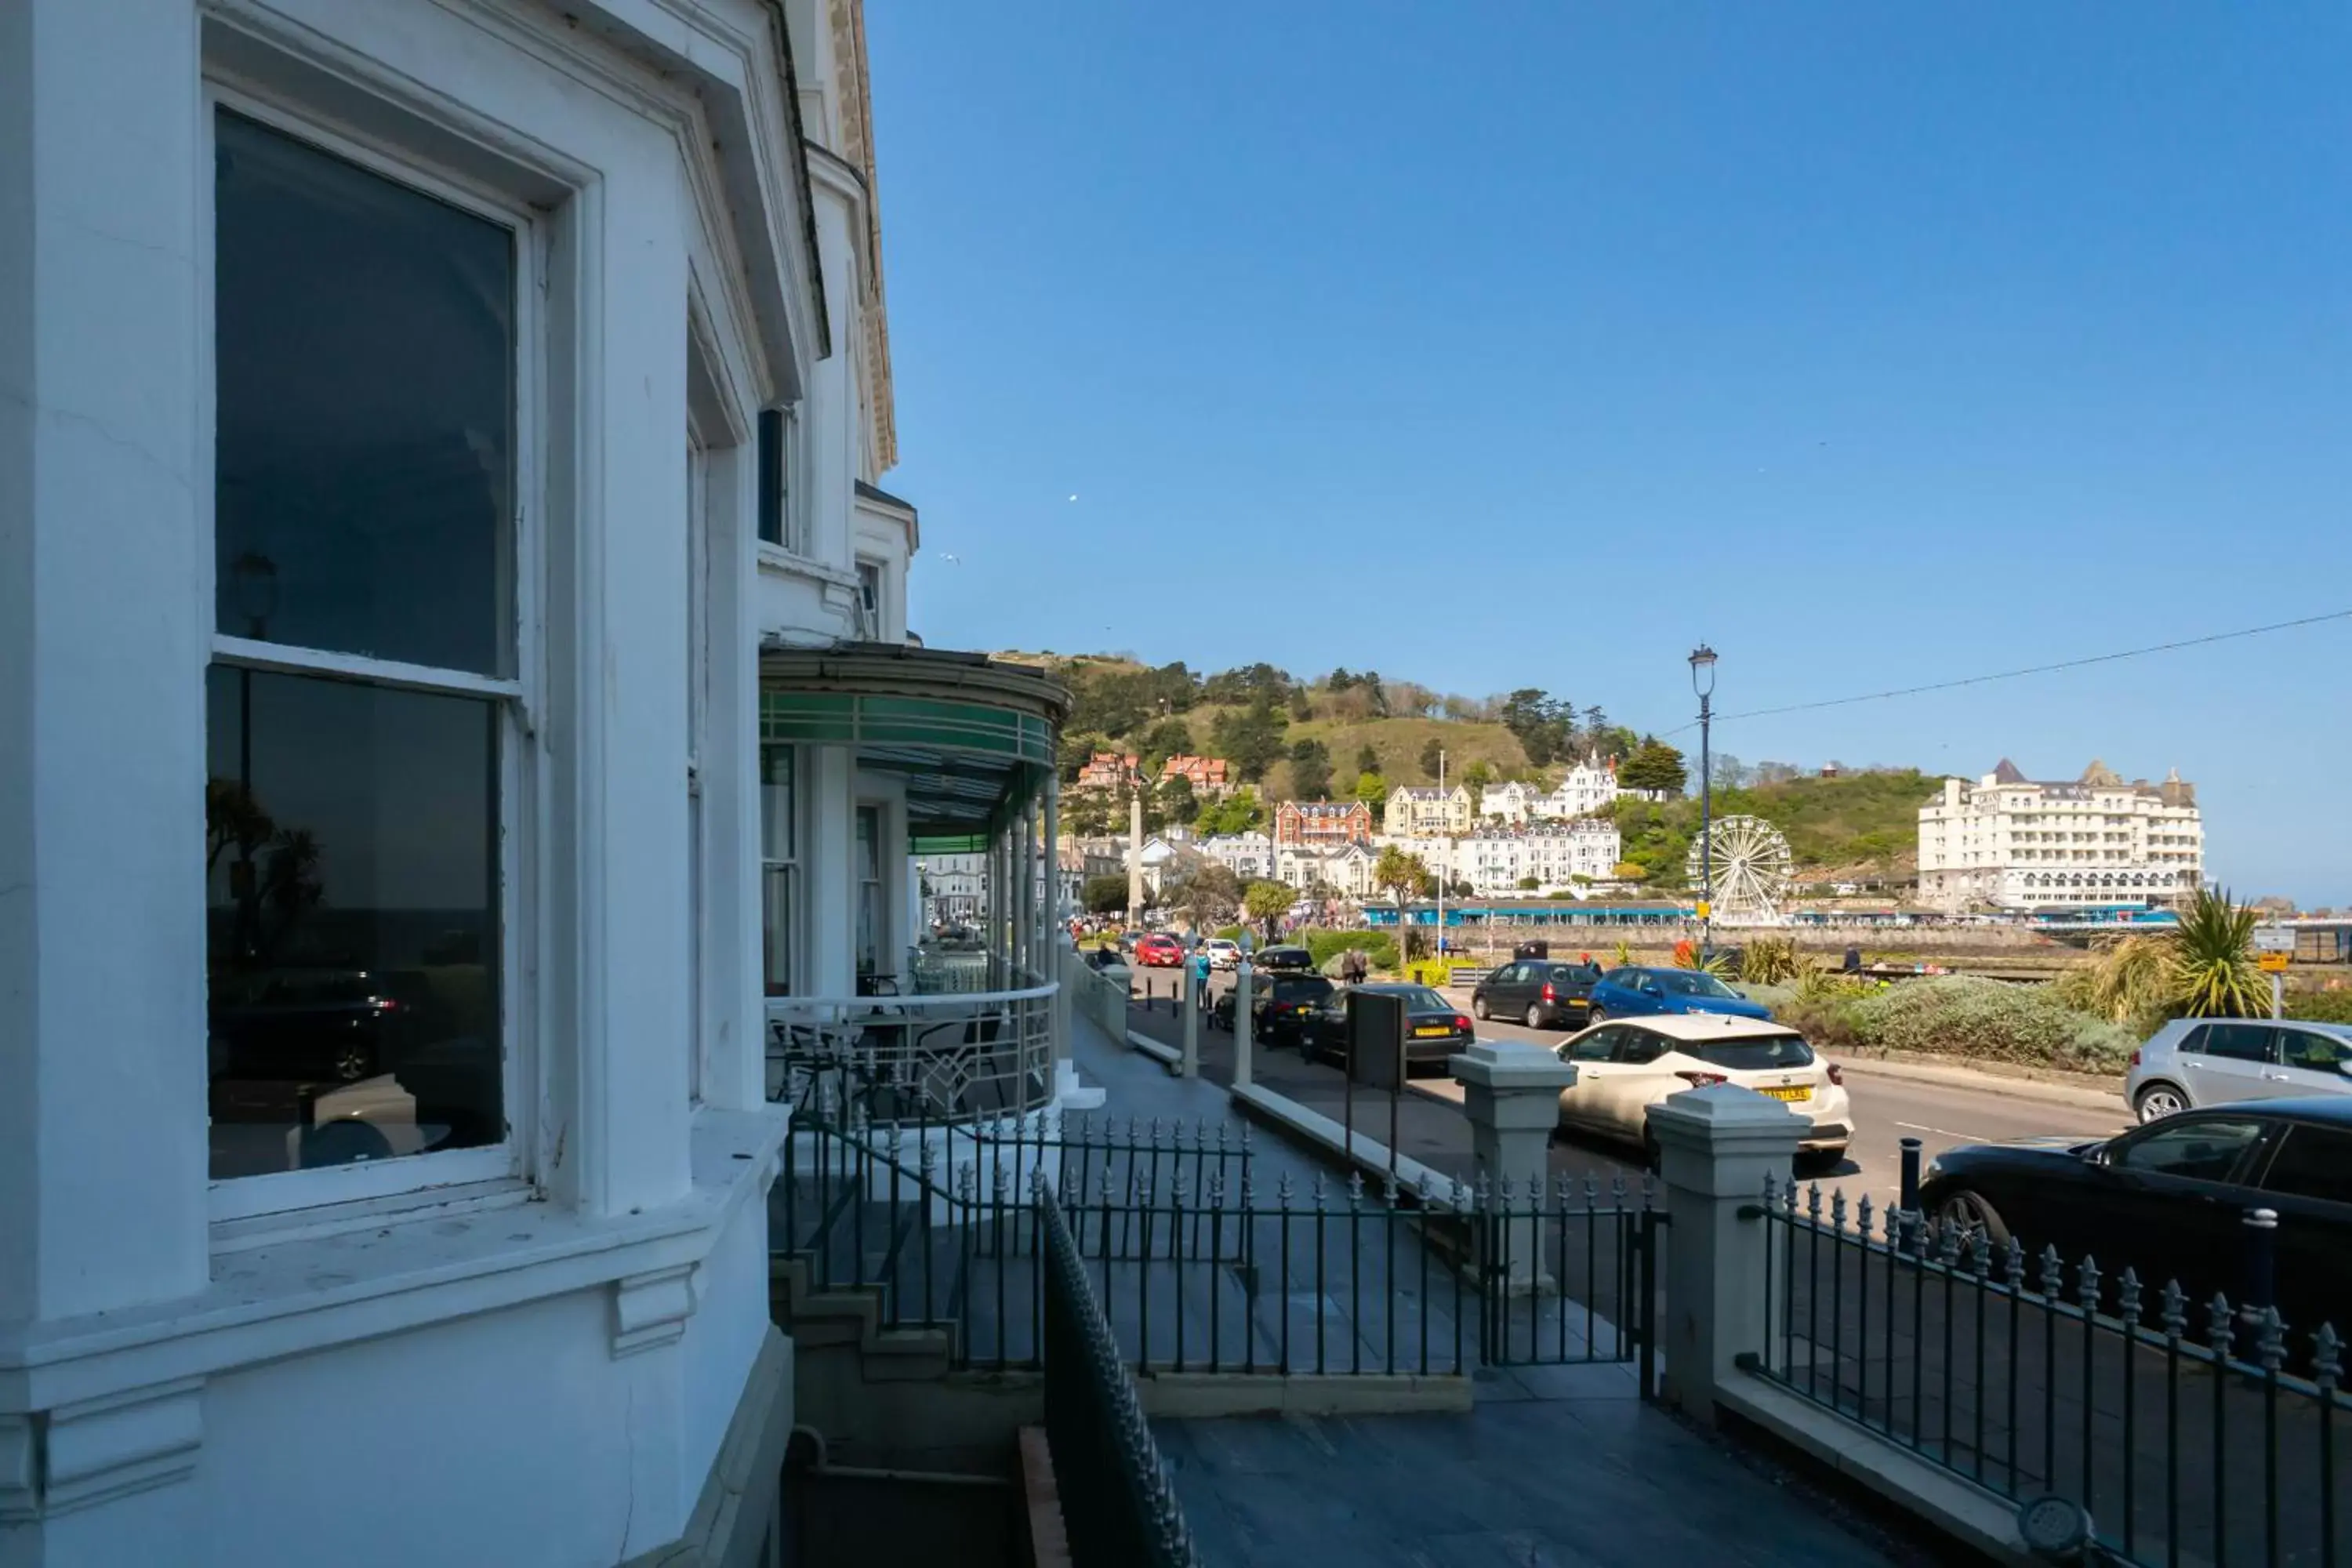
[1759,1086,1812,1103]
[1413,1025,1452,1037]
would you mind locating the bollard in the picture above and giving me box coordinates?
[2242,1207,2278,1316]
[1233,961,1254,1089]
[1898,1136,1922,1215]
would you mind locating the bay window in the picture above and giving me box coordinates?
[205,103,528,1209]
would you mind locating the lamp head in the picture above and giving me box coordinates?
[1688,644,1718,699]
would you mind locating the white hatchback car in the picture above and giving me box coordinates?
[1554,1012,1853,1166]
[1203,938,1242,971]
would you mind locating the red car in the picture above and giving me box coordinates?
[1134,934,1185,967]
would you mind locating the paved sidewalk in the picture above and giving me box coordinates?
[1158,1363,1918,1567]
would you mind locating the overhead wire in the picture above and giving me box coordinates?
[1655,607,2352,736]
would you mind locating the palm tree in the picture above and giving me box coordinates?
[2170,886,2270,1019]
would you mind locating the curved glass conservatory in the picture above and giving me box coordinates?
[760,642,1073,1122]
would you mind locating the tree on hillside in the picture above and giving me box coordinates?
[1461,759,1494,793]
[1418,736,1444,780]
[1499,688,1577,767]
[1755,760,1803,786]
[1242,879,1296,935]
[1202,662,1291,706]
[1138,717,1194,765]
[1289,739,1333,800]
[1619,739,1688,795]
[1065,793,1112,838]
[1193,787,1268,837]
[1355,744,1380,775]
[1288,687,1315,721]
[1709,753,1751,792]
[1156,774,1197,826]
[1081,874,1130,915]
[1056,729,1109,784]
[1212,702,1287,782]
[1352,771,1387,807]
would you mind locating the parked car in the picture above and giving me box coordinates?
[2123,1018,2352,1123]
[1587,966,1771,1022]
[1134,933,1185,967]
[1555,1014,1852,1166]
[1203,938,1241,971]
[1211,974,1334,1048]
[209,965,434,1084]
[1299,983,1475,1070]
[1472,960,1602,1030]
[1253,945,1316,977]
[1918,1100,2352,1353]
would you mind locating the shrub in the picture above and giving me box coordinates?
[1773,993,1869,1053]
[2287,989,2352,1025]
[1853,977,2137,1074]
[1302,928,1400,974]
[1740,936,1802,985]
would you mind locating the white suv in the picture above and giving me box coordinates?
[1203,938,1241,971]
[2123,1018,2352,1122]
[1555,1012,1853,1167]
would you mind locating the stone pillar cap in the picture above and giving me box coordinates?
[1649,1083,1806,1149]
[1450,1038,1579,1091]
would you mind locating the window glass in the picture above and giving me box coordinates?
[1656,971,1740,999]
[1691,1034,1816,1071]
[761,746,796,861]
[759,746,796,996]
[205,668,500,1178]
[2259,1125,2352,1207]
[855,805,883,979]
[1569,1026,1620,1063]
[2113,1117,2267,1183]
[2195,1023,2276,1064]
[2278,1030,2352,1073]
[213,111,514,675]
[1617,1031,1668,1065]
[755,409,786,547]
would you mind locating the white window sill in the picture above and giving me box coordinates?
[756,543,856,590]
[0,1104,787,1417]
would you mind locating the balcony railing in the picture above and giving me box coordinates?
[767,971,1057,1123]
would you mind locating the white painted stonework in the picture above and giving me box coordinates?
[0,1,898,1562]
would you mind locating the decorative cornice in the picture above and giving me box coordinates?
[612,1265,700,1359]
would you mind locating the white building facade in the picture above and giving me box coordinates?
[1424,822,1623,897]
[1198,831,1276,883]
[1475,762,1619,827]
[1917,760,2207,913]
[0,3,1062,1564]
[1276,843,1377,901]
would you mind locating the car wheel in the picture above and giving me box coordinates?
[2134,1083,2188,1123]
[333,1044,373,1083]
[1935,1189,2011,1249]
[1472,995,1490,1022]
[1525,1004,1545,1031]
[1587,1006,1607,1025]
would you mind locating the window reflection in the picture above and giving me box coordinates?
[212,110,514,676]
[205,668,501,1178]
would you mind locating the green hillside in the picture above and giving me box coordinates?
[1021,650,1933,879]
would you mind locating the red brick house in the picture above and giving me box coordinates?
[1073,750,1142,793]
[1158,753,1232,798]
[1273,799,1374,848]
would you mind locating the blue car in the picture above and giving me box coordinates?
[1586,965,1772,1022]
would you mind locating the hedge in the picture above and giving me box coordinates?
[1770,975,2137,1074]
[1301,928,1400,974]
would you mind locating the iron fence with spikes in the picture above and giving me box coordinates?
[1748,1174,2347,1568]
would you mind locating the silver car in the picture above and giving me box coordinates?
[2124,1018,2352,1122]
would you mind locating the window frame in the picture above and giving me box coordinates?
[760,745,801,998]
[200,85,541,1222]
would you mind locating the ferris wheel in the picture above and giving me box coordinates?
[1685,815,1795,921]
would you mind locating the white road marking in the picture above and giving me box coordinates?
[1893,1119,1984,1142]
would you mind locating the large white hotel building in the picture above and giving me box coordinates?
[1918,760,2206,913]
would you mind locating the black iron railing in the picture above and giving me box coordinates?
[775,1091,1661,1385]
[1037,1180,1201,1568]
[1750,1175,2347,1568]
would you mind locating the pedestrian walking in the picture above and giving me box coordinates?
[1341,946,1367,987]
[1191,946,1214,1015]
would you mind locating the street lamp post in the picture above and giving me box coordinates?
[1689,644,1718,960]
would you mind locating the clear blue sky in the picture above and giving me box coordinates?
[866,2,2352,905]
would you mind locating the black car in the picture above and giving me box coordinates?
[1211,974,1334,1047]
[1918,1099,2352,1350]
[209,965,434,1083]
[1253,945,1316,977]
[1472,959,1602,1030]
[1298,983,1475,1070]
